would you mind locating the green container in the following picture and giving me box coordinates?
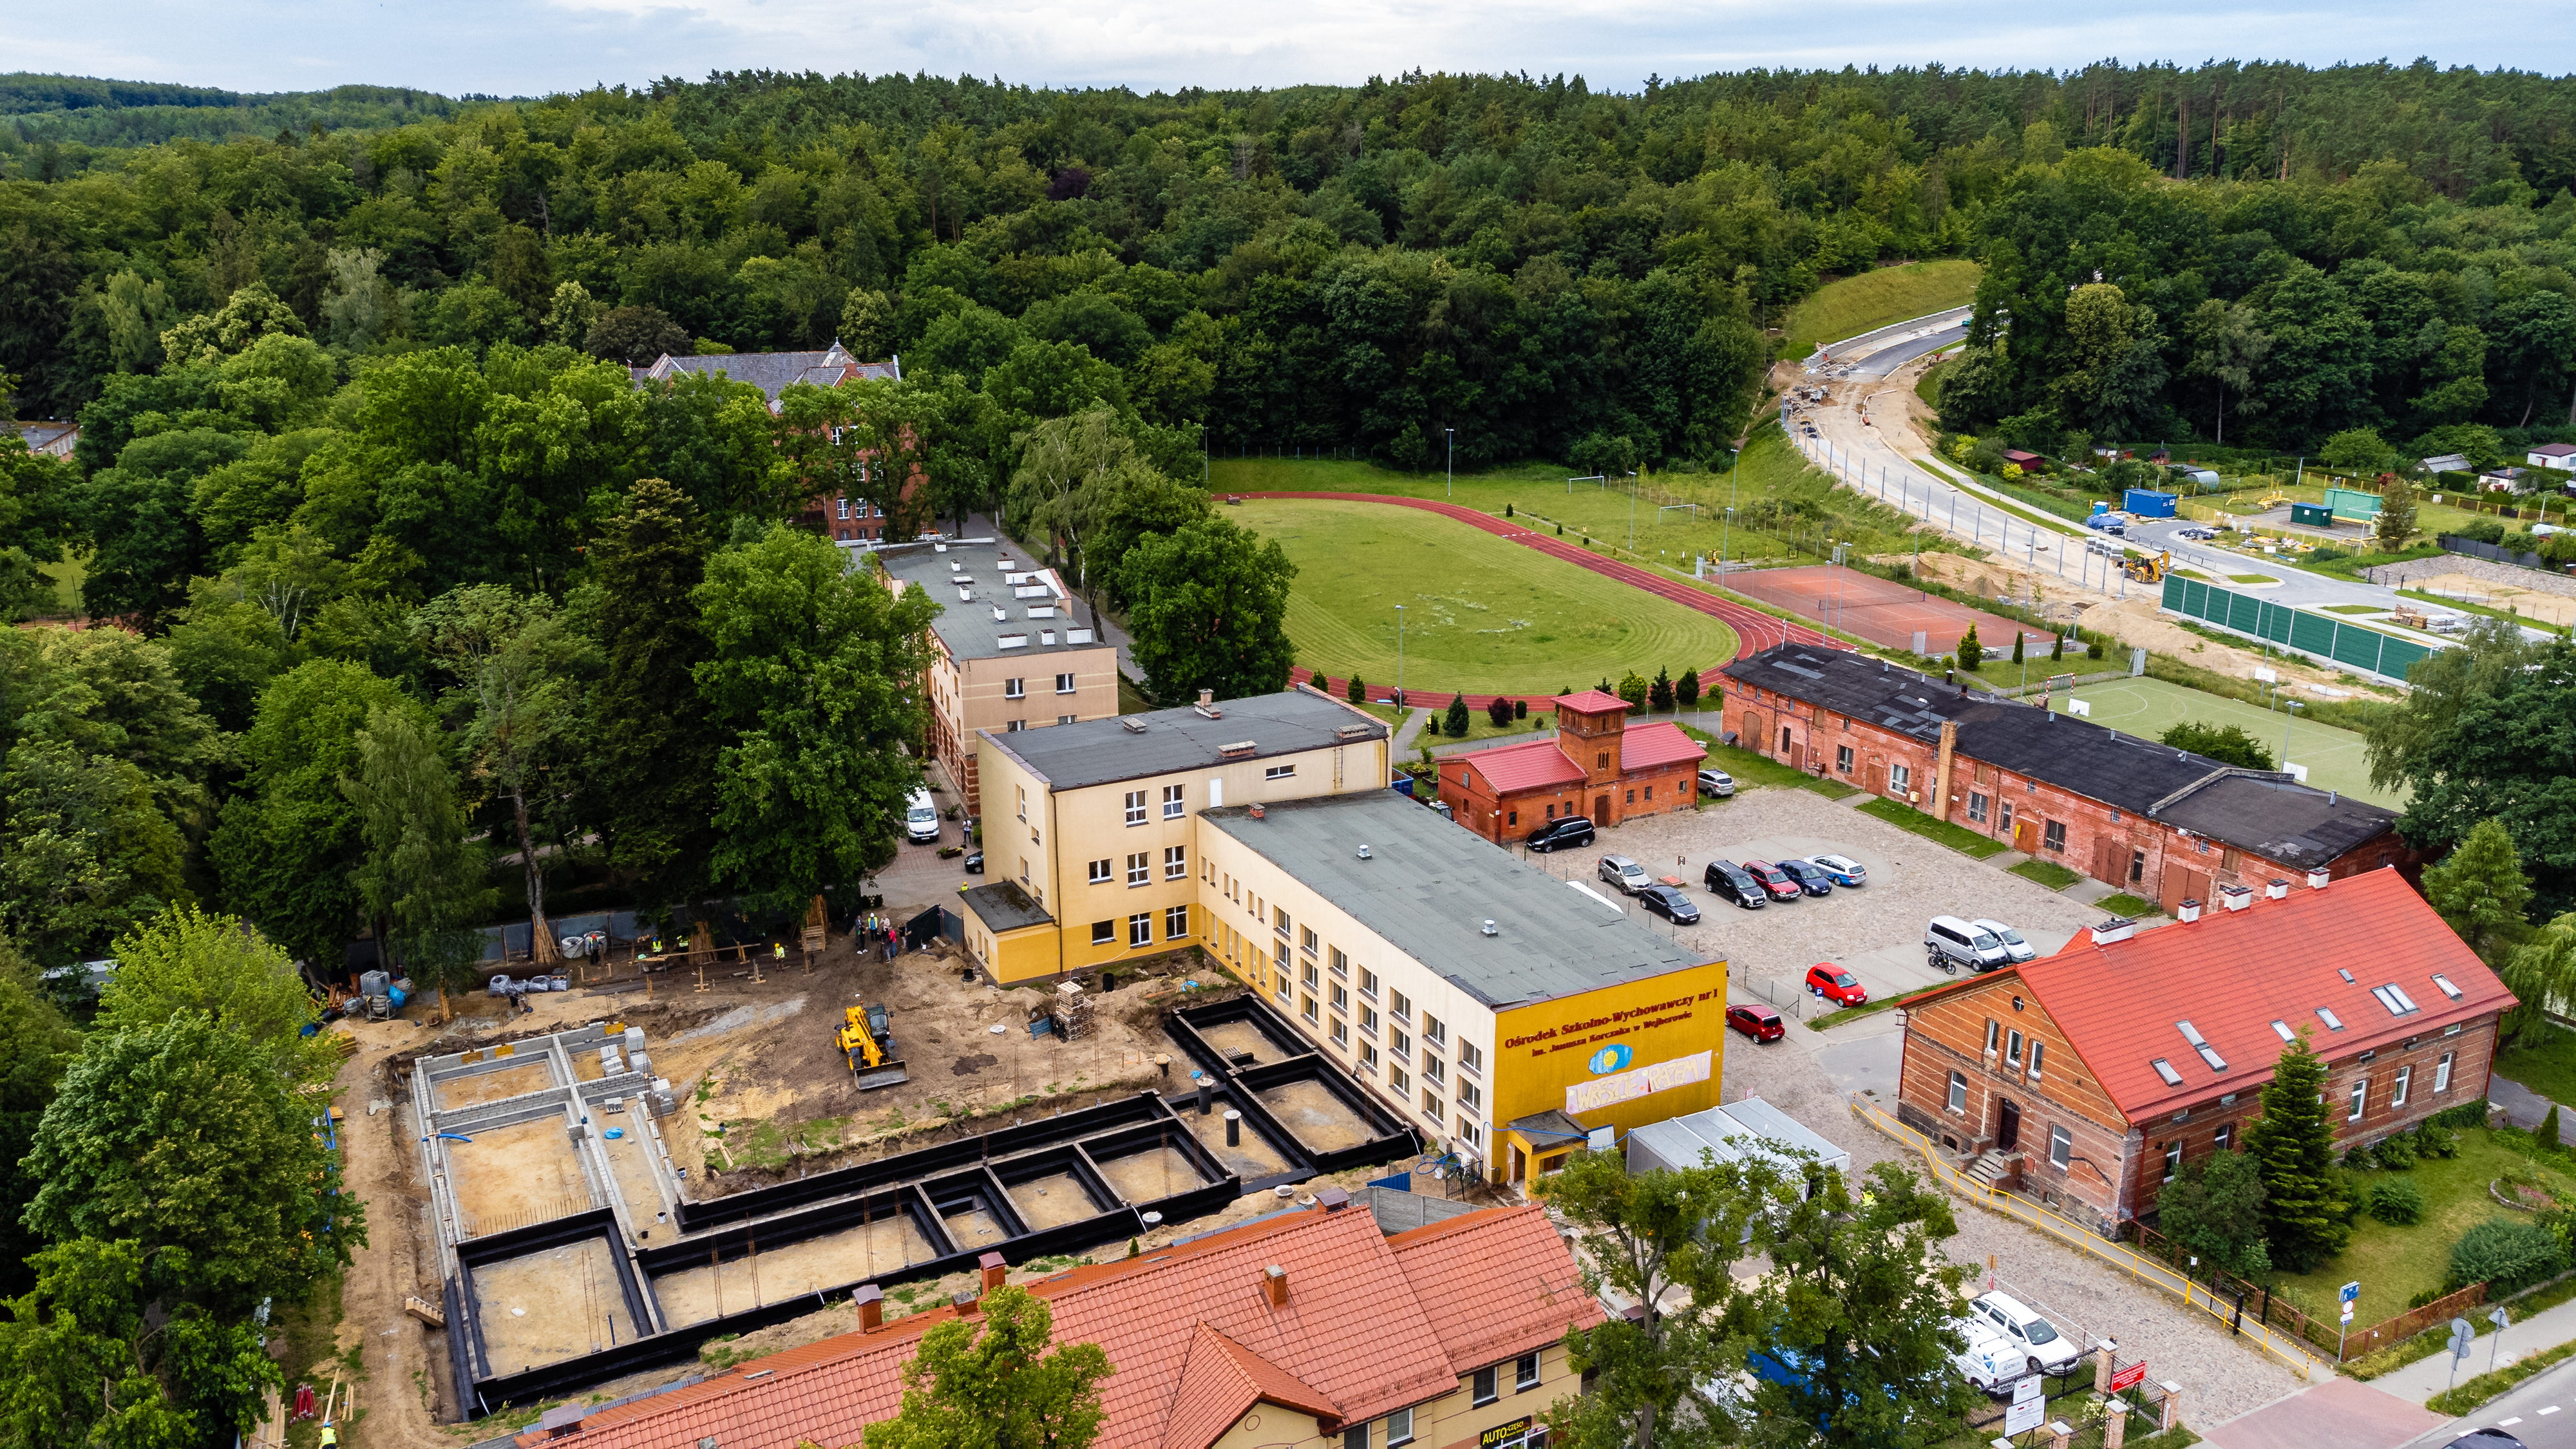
[2290,502,2335,526]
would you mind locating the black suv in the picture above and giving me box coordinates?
[1525,816,1596,853]
[1703,860,1767,909]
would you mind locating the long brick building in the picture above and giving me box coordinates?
[1718,644,2419,904]
[1436,691,1705,844]
[1895,869,2511,1235]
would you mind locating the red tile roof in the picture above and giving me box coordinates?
[1552,690,1631,715]
[1459,737,1586,793]
[531,1203,1598,1449]
[2006,869,2513,1119]
[1613,721,1707,773]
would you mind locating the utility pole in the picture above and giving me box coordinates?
[1723,507,1734,576]
[1396,605,1406,700]
[1445,428,1455,499]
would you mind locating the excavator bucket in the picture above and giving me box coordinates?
[837,1005,909,1090]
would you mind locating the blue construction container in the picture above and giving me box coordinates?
[2123,488,2179,517]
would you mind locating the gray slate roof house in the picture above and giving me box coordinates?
[640,343,899,412]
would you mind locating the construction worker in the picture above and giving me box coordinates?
[320,1422,338,1446]
[773,940,786,963]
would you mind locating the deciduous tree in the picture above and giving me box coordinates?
[342,707,494,1005]
[2155,1148,2271,1278]
[1119,516,1296,706]
[2160,720,2273,771]
[96,905,330,1084]
[860,1284,1111,1449]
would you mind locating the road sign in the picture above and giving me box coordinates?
[2340,1281,2361,1303]
[2003,1396,2046,1436]
[2109,1361,2147,1393]
[2012,1376,2043,1406]
[2340,1302,2354,1323]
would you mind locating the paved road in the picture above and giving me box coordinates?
[2405,1349,2576,1447]
[1243,491,1844,712]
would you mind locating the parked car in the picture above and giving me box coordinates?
[1970,918,2037,964]
[1926,914,2014,973]
[1703,860,1768,909]
[1969,1291,2081,1376]
[1744,859,1804,902]
[1951,1315,2026,1396]
[2176,526,2219,541]
[1526,816,1595,853]
[1598,855,1651,895]
[1725,1004,1786,1043]
[1804,964,1868,1007]
[904,788,941,844]
[1776,858,1835,896]
[1809,853,1868,887]
[1637,884,1700,924]
[1698,768,1736,799]
[963,849,985,875]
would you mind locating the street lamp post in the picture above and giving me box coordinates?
[1723,507,1734,577]
[2284,700,2302,773]
[1445,428,1455,499]
[1396,605,1406,702]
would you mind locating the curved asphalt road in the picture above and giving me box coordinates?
[1236,491,1842,710]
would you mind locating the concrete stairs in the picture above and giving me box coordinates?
[1964,1151,2020,1190]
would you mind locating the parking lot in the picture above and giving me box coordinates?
[1519,786,2107,1009]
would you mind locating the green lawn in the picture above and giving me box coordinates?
[2049,677,2400,808]
[1236,498,1738,697]
[2098,893,2158,918]
[1914,357,1953,408]
[35,549,86,617]
[1211,419,1946,573]
[2009,860,2083,890]
[2276,1131,2576,1332]
[1781,260,1982,354]
[1857,797,2010,858]
[2226,573,2278,584]
[2496,1023,2576,1106]
[1369,699,1559,749]
[1680,726,1859,799]
[2324,603,2385,616]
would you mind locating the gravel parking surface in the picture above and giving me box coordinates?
[1569,788,2311,1427]
[1522,787,2107,1005]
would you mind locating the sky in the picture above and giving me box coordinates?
[12,0,2575,98]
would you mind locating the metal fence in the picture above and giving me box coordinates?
[2439,534,2564,573]
[2160,574,2439,684]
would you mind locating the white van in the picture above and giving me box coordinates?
[1969,1291,2081,1376]
[904,788,940,844]
[1951,1314,2025,1394]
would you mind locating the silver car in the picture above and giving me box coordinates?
[1697,769,1736,799]
[1598,855,1651,895]
[1971,918,2038,964]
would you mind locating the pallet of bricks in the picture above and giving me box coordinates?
[1052,981,1095,1040]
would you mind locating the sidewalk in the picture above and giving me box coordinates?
[2372,1291,2576,1403]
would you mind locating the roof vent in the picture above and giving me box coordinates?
[2264,878,2289,900]
[1219,741,1257,759]
[949,560,961,571]
[1316,1186,1350,1212]
[998,559,1015,570]
[2219,883,2255,912]
[2306,868,2331,890]
[992,606,1008,621]
[1196,690,1222,719]
[1481,919,1498,936]
[1334,723,1375,741]
[2090,916,2137,945]
[934,543,948,553]
[1248,803,1265,820]
[1121,717,1149,734]
[2176,900,2202,923]
[1356,844,1372,860]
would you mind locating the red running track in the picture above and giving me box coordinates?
[1240,491,1845,713]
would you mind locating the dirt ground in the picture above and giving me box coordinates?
[1007,1170,1110,1229]
[2401,571,2576,627]
[444,1117,594,1238]
[655,1214,937,1327]
[471,1237,639,1375]
[1253,1079,1375,1153]
[433,1059,553,1109]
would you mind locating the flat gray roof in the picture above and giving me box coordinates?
[1200,791,1708,1009]
[985,690,1387,792]
[874,538,1107,663]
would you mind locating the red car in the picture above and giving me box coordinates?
[1805,965,1868,1007]
[1743,859,1804,903]
[1726,1004,1786,1042]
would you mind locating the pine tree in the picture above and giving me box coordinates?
[1444,694,1471,736]
[1649,667,1675,711]
[2051,633,2065,661]
[2544,1105,2562,1153]
[2244,1028,2351,1272]
[2421,817,2533,963]
[1346,674,1365,703]
[1513,698,1528,720]
[1956,625,1984,672]
[2011,632,2025,665]
[1676,668,1700,708]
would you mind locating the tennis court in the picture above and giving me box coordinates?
[1722,565,2040,656]
[2048,677,2401,808]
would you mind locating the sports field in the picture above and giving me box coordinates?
[1235,498,1739,697]
[2048,677,2401,808]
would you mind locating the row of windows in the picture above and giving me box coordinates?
[1089,906,1193,948]
[1123,784,1191,825]
[1340,1358,1549,1449]
[1084,846,1189,887]
[1001,716,1079,730]
[1001,674,1080,699]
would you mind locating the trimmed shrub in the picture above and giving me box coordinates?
[2417,1122,2460,1159]
[2450,1217,2571,1294]
[2544,1104,2561,1152]
[2432,1099,2492,1130]
[2344,1142,2380,1170]
[2375,1132,2420,1170]
[2370,1177,2427,1226]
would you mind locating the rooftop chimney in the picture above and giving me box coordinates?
[1316,1186,1350,1213]
[1263,1265,1288,1307]
[2177,900,2202,923]
[1249,802,1266,820]
[1197,690,1222,718]
[2219,883,2254,912]
[2090,916,2137,945]
[979,1251,1007,1293]
[855,1284,884,1332]
[2306,868,2331,891]
[954,1288,981,1316]
[2264,878,2289,900]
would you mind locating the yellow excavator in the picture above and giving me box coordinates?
[837,1003,909,1090]
[2124,550,2170,584]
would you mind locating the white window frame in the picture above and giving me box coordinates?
[1054,672,1076,694]
[1164,845,1187,880]
[2436,1052,2455,1093]
[1164,905,1189,939]
[1162,783,1185,819]
[1005,677,1025,699]
[2349,1077,2369,1122]
[1126,852,1149,886]
[1387,1408,1414,1447]
[1128,913,1151,948]
[2392,1065,2411,1108]
[2049,1124,2070,1170]
[1265,763,1295,780]
[1086,858,1112,885]
[1124,790,1146,825]
[1947,1071,1967,1113]
[1890,762,1912,793]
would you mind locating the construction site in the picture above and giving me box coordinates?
[368,926,1421,1425]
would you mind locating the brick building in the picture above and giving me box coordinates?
[641,343,913,542]
[1895,869,2512,1235]
[1437,691,1705,844]
[1718,644,2420,904]
[513,1197,1599,1449]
